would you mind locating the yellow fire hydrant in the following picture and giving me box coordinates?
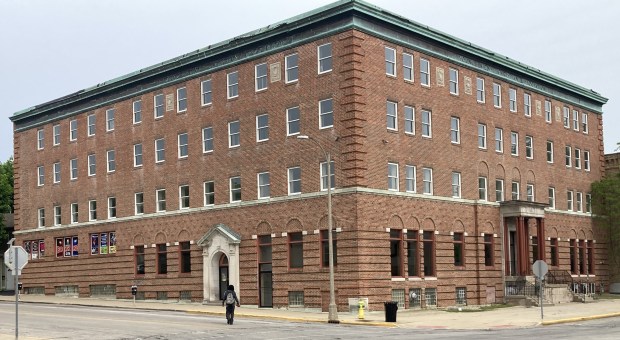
[358,298,365,320]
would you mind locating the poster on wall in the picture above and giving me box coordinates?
[24,241,31,260]
[91,234,99,255]
[39,240,45,257]
[56,238,64,257]
[72,236,79,256]
[64,237,72,257]
[32,241,39,260]
[109,232,117,254]
[100,233,108,255]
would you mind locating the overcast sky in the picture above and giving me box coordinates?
[1,0,618,163]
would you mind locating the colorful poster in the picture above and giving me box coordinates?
[39,240,45,257]
[32,241,39,260]
[109,232,117,254]
[64,237,72,257]
[91,234,99,255]
[72,236,79,256]
[100,233,108,255]
[56,238,64,257]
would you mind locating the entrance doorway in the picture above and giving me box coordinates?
[219,254,229,300]
[509,230,517,276]
[258,235,273,307]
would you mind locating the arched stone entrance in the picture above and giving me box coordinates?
[197,224,241,303]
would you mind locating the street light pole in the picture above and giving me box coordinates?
[297,135,339,323]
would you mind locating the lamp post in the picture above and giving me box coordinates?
[297,135,338,323]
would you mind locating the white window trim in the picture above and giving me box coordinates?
[421,110,432,138]
[87,114,96,137]
[387,101,398,131]
[134,143,143,167]
[510,132,519,156]
[285,53,299,84]
[545,100,552,123]
[37,129,44,150]
[317,43,332,74]
[509,88,517,112]
[89,200,97,221]
[286,106,300,136]
[257,172,270,199]
[565,146,572,168]
[227,71,239,99]
[256,114,269,142]
[133,100,142,124]
[53,162,61,184]
[405,106,415,135]
[525,136,533,160]
[476,77,485,103]
[405,165,416,193]
[202,127,214,153]
[320,161,335,191]
[106,108,115,132]
[496,179,504,202]
[547,141,554,163]
[177,87,187,113]
[524,93,531,117]
[451,172,461,198]
[179,185,190,209]
[493,83,502,108]
[478,177,488,201]
[70,159,78,180]
[204,181,215,206]
[134,192,144,215]
[548,187,556,209]
[526,184,535,202]
[255,63,268,92]
[403,52,414,82]
[422,168,433,195]
[319,98,334,129]
[87,154,96,176]
[387,162,399,191]
[572,110,579,131]
[449,68,459,95]
[53,125,60,146]
[478,123,487,149]
[575,148,581,169]
[155,139,165,163]
[451,117,460,144]
[38,208,45,227]
[230,177,241,203]
[287,167,302,195]
[582,113,589,134]
[106,150,115,173]
[495,128,503,153]
[70,120,78,141]
[420,58,430,87]
[584,151,591,172]
[154,94,164,119]
[228,121,240,148]
[178,133,189,159]
[201,79,213,106]
[107,197,116,219]
[156,189,166,212]
[385,46,396,77]
[71,203,78,224]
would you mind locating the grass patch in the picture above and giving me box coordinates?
[445,304,513,313]
[598,293,620,300]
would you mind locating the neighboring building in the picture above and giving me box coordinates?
[10,0,608,310]
[605,152,620,177]
[1,213,15,291]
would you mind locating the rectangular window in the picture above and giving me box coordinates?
[106,150,116,173]
[422,231,435,276]
[587,240,595,274]
[575,148,582,169]
[478,177,487,201]
[385,47,396,76]
[421,110,432,138]
[565,145,572,167]
[579,240,586,275]
[178,133,189,158]
[37,129,45,149]
[576,192,583,212]
[320,160,335,191]
[70,119,77,141]
[525,135,533,159]
[179,241,192,273]
[154,94,164,118]
[476,77,485,103]
[230,176,241,202]
[285,53,299,83]
[493,83,501,108]
[228,121,240,148]
[548,187,556,209]
[449,68,459,95]
[204,181,215,206]
[133,99,142,124]
[403,52,413,81]
[201,79,212,106]
[135,192,144,215]
[545,100,552,123]
[286,106,300,136]
[582,113,588,133]
[451,172,461,198]
[547,141,554,163]
[495,128,503,153]
[484,234,494,266]
[404,106,415,135]
[420,58,430,86]
[510,132,518,156]
[495,179,504,202]
[569,239,577,274]
[288,167,302,195]
[390,229,403,276]
[567,190,573,211]
[157,244,167,274]
[478,123,487,149]
[586,193,592,213]
[526,184,534,202]
[202,127,213,153]
[53,206,61,226]
[87,114,96,136]
[179,185,190,209]
[563,107,570,128]
[258,172,270,199]
[511,181,520,200]
[256,114,269,142]
[155,138,165,163]
[37,165,45,186]
[584,151,590,171]
[453,232,464,266]
[450,117,460,144]
[135,246,145,275]
[53,124,60,146]
[134,143,143,167]
[422,167,433,195]
[572,110,579,131]
[388,162,399,191]
[53,162,61,183]
[88,154,96,176]
[71,203,78,223]
[318,43,332,73]
[405,165,416,193]
[407,231,419,277]
[89,200,97,221]
[108,197,116,219]
[156,189,166,212]
[37,208,45,227]
[550,238,559,266]
[524,93,531,117]
[177,87,187,112]
[386,101,397,130]
[289,232,303,269]
[509,88,517,112]
[319,98,334,129]
[456,287,467,305]
[320,229,337,267]
[106,108,115,131]
[255,63,268,91]
[227,71,239,99]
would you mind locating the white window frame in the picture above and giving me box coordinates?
[420,58,430,86]
[547,140,554,163]
[387,162,399,191]
[511,182,520,200]
[404,106,415,135]
[155,138,165,163]
[201,79,212,106]
[478,176,488,201]
[524,93,531,117]
[228,121,240,148]
[257,172,271,199]
[405,165,416,193]
[106,108,115,131]
[87,114,96,136]
[584,151,590,171]
[133,99,142,124]
[450,117,460,144]
[88,154,96,176]
[178,133,189,159]
[286,106,301,136]
[107,197,117,219]
[586,193,592,213]
[387,101,397,131]
[510,132,518,156]
[89,200,97,221]
[476,77,485,103]
[567,190,574,211]
[421,110,432,138]
[285,53,299,83]
[451,172,461,198]
[493,83,501,108]
[204,181,215,206]
[576,192,583,212]
[135,192,144,215]
[71,203,78,224]
[545,100,552,123]
[37,129,44,150]
[422,167,433,195]
[37,165,44,186]
[287,167,302,195]
[495,128,503,153]
[70,158,78,180]
[106,150,116,173]
[320,161,335,191]
[509,88,517,112]
[403,52,413,82]
[574,148,581,169]
[156,189,166,212]
[582,113,589,134]
[179,185,190,209]
[526,184,535,202]
[319,98,334,129]
[478,123,487,149]
[177,87,187,113]
[548,187,556,209]
[70,119,77,141]
[256,114,269,142]
[255,63,268,92]
[230,177,241,203]
[565,145,572,168]
[134,143,143,167]
[202,127,214,153]
[449,68,459,95]
[317,43,333,74]
[154,94,164,119]
[38,208,45,227]
[496,179,504,202]
[53,124,60,146]
[563,107,570,128]
[227,71,239,99]
[572,110,579,131]
[525,135,533,159]
[385,46,396,77]
[53,162,61,183]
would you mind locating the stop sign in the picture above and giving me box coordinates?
[4,246,29,275]
[532,260,548,279]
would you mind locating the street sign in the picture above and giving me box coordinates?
[4,246,29,274]
[532,260,548,279]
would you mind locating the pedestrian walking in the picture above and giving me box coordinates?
[222,284,240,325]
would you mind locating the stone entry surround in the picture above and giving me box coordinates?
[197,224,241,303]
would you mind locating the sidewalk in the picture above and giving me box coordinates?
[1,293,619,329]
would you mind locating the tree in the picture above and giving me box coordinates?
[591,171,620,284]
[0,157,14,246]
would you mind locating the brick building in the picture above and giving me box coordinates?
[10,0,608,310]
[605,152,620,177]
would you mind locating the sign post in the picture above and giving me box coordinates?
[5,244,29,340]
[532,260,548,320]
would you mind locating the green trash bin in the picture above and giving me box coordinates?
[384,301,398,322]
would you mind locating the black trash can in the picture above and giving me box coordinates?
[384,301,398,322]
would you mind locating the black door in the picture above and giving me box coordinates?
[259,263,273,307]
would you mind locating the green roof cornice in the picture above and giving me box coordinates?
[11,0,606,129]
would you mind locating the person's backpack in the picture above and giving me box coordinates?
[225,291,235,305]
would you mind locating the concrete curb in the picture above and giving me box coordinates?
[541,312,620,326]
